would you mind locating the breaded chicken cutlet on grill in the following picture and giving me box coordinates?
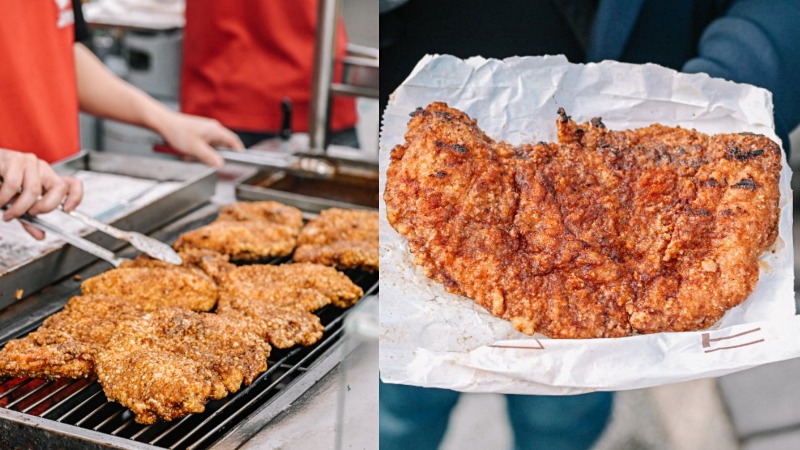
[174,201,303,261]
[95,308,270,424]
[0,295,146,379]
[217,263,363,348]
[384,102,781,338]
[294,208,379,272]
[120,247,235,284]
[81,267,218,311]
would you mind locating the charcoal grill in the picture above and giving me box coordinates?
[0,204,378,449]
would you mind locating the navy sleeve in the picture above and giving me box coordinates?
[682,0,800,152]
[73,0,91,43]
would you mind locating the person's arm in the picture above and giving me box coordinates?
[0,149,83,239]
[682,0,800,151]
[74,43,244,168]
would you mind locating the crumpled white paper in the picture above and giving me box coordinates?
[379,55,798,394]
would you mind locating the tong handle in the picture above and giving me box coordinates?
[67,209,183,265]
[68,209,129,241]
[19,215,124,267]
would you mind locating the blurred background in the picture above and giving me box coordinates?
[78,0,379,161]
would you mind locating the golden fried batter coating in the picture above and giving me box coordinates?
[95,308,270,424]
[294,208,379,272]
[220,263,363,310]
[82,267,218,311]
[216,263,362,348]
[0,296,146,379]
[174,221,299,261]
[218,307,324,349]
[121,247,235,284]
[174,201,304,261]
[217,200,303,228]
[385,102,781,338]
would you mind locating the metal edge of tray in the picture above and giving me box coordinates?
[0,407,160,450]
[0,151,216,311]
[234,171,377,213]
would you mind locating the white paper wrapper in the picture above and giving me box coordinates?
[379,55,798,394]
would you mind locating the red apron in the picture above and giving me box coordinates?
[0,0,80,163]
[180,0,358,133]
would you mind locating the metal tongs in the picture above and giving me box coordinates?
[16,209,182,267]
[215,148,338,179]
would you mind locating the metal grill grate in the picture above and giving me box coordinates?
[0,270,377,449]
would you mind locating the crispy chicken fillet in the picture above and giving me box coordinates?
[95,308,270,424]
[216,201,304,228]
[218,307,324,349]
[220,263,363,309]
[82,267,218,311]
[217,263,363,347]
[120,247,235,284]
[0,296,145,379]
[174,201,304,261]
[174,221,299,261]
[384,102,780,338]
[294,208,379,272]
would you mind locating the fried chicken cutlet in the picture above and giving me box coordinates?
[294,208,379,272]
[217,263,363,348]
[0,295,145,379]
[384,102,781,338]
[94,308,270,424]
[82,267,218,311]
[120,247,235,284]
[174,201,303,261]
[217,201,304,228]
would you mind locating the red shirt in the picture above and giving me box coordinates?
[180,0,357,133]
[0,0,80,163]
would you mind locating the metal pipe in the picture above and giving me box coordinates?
[308,0,342,154]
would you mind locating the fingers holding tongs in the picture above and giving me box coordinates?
[17,212,128,268]
[1,176,178,267]
[4,204,182,267]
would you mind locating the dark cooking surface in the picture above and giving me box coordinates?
[256,171,379,209]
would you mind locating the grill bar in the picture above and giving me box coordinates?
[129,422,154,440]
[148,415,195,444]
[112,417,138,436]
[74,400,113,427]
[94,407,127,431]
[0,378,33,401]
[4,379,54,409]
[21,379,74,414]
[161,346,306,448]
[57,389,105,423]
[185,326,345,450]
[40,379,93,417]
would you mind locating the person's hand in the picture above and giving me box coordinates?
[0,149,84,240]
[157,112,244,168]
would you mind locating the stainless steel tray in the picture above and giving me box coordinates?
[0,151,215,311]
[235,169,378,213]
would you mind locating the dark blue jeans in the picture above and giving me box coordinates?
[379,381,613,450]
